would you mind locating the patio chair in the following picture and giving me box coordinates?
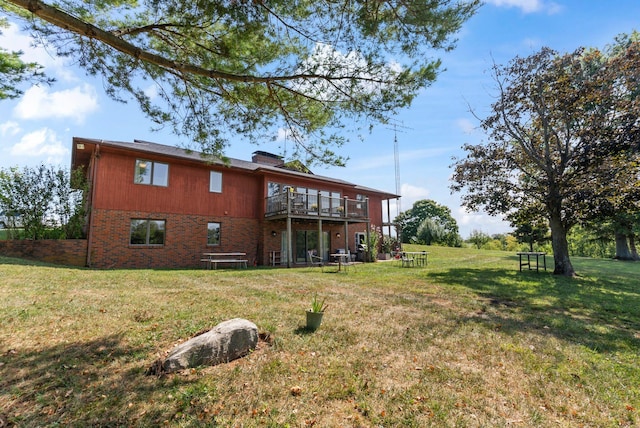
[340,250,357,272]
[401,253,414,267]
[307,250,324,271]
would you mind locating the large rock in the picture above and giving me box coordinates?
[158,318,258,374]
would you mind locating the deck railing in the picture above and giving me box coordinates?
[265,191,368,220]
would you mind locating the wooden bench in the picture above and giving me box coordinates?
[202,252,248,269]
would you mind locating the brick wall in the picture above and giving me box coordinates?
[0,218,369,269]
[89,209,260,269]
[0,239,88,267]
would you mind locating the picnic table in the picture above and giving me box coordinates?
[330,253,352,272]
[516,252,547,272]
[398,251,428,267]
[201,252,248,269]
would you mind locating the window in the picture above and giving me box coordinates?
[210,171,222,193]
[207,222,221,245]
[267,182,281,197]
[134,159,168,186]
[130,219,165,245]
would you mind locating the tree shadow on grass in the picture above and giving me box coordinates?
[428,267,640,355]
[0,334,201,426]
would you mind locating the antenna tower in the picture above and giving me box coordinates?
[387,122,412,216]
[394,132,401,215]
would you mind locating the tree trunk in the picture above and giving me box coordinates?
[614,232,634,260]
[629,234,639,261]
[548,215,575,276]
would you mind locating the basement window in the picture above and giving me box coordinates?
[207,222,221,245]
[130,219,166,246]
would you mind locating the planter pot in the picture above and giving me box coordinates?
[306,310,324,331]
[377,253,392,260]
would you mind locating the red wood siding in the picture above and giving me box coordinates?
[93,152,261,218]
[367,194,385,228]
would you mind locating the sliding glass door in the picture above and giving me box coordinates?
[295,230,330,262]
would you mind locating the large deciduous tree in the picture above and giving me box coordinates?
[451,40,640,276]
[593,33,640,261]
[577,32,640,261]
[507,202,549,252]
[1,0,479,165]
[395,199,461,246]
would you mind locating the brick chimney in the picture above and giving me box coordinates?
[252,151,284,167]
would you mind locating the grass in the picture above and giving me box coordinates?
[1,246,639,427]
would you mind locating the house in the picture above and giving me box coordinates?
[71,137,399,269]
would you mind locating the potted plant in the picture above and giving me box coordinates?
[306,294,327,331]
[378,235,393,260]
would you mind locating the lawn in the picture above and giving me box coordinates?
[1,246,638,427]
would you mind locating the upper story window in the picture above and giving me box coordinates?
[134,159,168,186]
[267,182,281,197]
[210,171,222,193]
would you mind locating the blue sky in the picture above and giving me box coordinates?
[0,0,638,238]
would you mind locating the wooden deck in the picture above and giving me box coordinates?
[265,192,368,222]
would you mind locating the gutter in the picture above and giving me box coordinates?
[86,143,100,268]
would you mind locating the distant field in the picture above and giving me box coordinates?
[1,246,638,427]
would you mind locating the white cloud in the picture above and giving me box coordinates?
[0,121,21,137]
[0,22,77,82]
[397,183,431,212]
[144,83,159,100]
[521,37,544,50]
[545,2,563,14]
[348,146,451,173]
[400,147,451,164]
[455,206,511,237]
[14,84,99,123]
[276,127,294,142]
[379,183,431,223]
[9,128,68,163]
[485,0,562,14]
[456,118,477,135]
